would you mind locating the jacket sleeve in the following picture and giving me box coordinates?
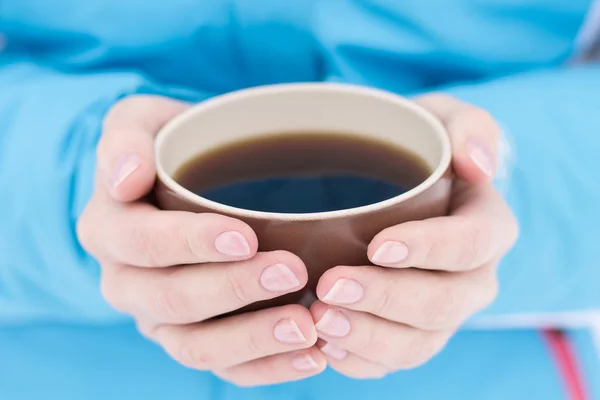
[437,66,600,324]
[0,60,207,325]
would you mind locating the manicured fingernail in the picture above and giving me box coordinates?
[371,241,408,264]
[316,309,351,338]
[274,319,307,344]
[112,152,140,188]
[260,263,301,292]
[323,278,364,305]
[214,231,251,257]
[320,343,348,360]
[466,140,494,177]
[292,354,319,371]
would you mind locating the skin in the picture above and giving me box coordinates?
[77,93,518,386]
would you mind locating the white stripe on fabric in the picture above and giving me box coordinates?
[465,311,600,330]
[571,0,600,62]
[593,321,600,358]
[493,122,515,196]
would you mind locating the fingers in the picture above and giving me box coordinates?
[102,251,308,324]
[414,94,500,183]
[79,199,258,267]
[216,348,327,387]
[97,95,189,202]
[142,305,317,371]
[319,340,388,379]
[316,264,498,331]
[310,302,452,371]
[368,184,518,271]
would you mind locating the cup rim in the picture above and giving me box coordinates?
[155,82,451,221]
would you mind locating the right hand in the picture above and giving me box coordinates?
[77,95,325,386]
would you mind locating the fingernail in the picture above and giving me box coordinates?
[320,343,348,360]
[274,319,307,344]
[371,241,408,264]
[466,140,494,177]
[260,263,301,292]
[322,278,364,305]
[214,231,251,257]
[316,309,351,338]
[292,354,319,371]
[112,152,140,188]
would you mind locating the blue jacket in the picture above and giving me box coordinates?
[1,1,600,399]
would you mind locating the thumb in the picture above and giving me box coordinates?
[413,94,500,184]
[97,95,189,202]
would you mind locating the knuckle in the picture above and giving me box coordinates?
[353,321,378,355]
[130,226,166,266]
[175,338,213,371]
[373,284,397,318]
[242,330,269,359]
[455,220,486,269]
[422,285,464,329]
[152,280,193,323]
[130,227,153,261]
[402,222,432,265]
[179,224,205,261]
[225,268,251,306]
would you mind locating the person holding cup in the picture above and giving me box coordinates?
[1,1,599,399]
[78,87,515,385]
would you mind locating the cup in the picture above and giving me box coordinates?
[154,83,452,314]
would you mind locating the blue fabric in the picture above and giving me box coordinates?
[0,323,572,400]
[443,67,600,317]
[1,0,599,399]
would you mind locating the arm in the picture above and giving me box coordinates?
[0,60,207,325]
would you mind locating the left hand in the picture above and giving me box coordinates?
[310,94,519,379]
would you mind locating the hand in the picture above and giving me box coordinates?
[311,94,519,379]
[77,95,326,387]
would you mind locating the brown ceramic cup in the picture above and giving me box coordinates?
[154,83,452,314]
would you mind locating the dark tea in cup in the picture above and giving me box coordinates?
[173,131,432,214]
